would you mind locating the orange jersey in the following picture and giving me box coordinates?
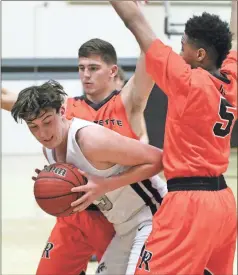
[146,40,237,180]
[65,90,138,140]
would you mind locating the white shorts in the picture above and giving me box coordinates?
[95,206,153,275]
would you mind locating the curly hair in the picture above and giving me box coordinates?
[185,12,232,68]
[11,80,67,122]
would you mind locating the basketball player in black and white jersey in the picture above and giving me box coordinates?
[11,80,167,275]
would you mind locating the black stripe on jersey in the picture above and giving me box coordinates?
[130,183,157,215]
[74,90,120,111]
[212,72,231,84]
[142,179,163,204]
[74,95,85,101]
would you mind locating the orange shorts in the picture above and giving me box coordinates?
[136,187,237,275]
[36,210,115,275]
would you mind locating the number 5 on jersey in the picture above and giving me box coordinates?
[213,97,236,138]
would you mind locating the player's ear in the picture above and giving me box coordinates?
[60,105,66,117]
[197,48,206,62]
[110,65,118,78]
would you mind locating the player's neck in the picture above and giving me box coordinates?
[86,85,117,104]
[204,63,220,75]
[54,120,71,162]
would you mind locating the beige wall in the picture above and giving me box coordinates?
[2,1,231,58]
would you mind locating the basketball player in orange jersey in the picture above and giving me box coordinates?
[65,38,153,143]
[1,40,156,274]
[72,1,237,274]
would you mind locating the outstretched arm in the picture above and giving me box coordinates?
[121,53,154,113]
[113,2,154,111]
[110,1,156,53]
[1,88,18,111]
[110,1,192,98]
[230,0,237,51]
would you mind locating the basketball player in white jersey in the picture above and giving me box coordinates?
[11,80,167,275]
[1,59,155,275]
[2,38,161,275]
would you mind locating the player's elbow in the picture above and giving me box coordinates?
[149,148,163,174]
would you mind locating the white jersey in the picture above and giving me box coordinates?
[45,118,167,225]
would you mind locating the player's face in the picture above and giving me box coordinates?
[26,108,66,149]
[78,55,118,95]
[180,34,204,69]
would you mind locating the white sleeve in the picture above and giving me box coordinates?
[150,175,168,198]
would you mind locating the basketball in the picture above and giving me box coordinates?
[34,163,86,217]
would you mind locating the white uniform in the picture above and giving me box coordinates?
[46,118,168,275]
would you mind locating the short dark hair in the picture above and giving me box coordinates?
[78,38,117,64]
[11,80,67,122]
[185,12,232,68]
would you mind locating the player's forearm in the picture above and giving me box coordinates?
[139,116,149,144]
[132,53,155,104]
[230,0,237,50]
[110,1,156,53]
[110,1,139,28]
[1,88,18,111]
[103,160,163,193]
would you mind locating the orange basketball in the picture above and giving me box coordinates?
[34,163,86,217]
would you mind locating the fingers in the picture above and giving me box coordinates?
[71,182,94,212]
[71,193,88,207]
[32,168,42,181]
[71,193,92,212]
[78,169,87,178]
[35,168,41,174]
[72,201,91,213]
[71,185,87,193]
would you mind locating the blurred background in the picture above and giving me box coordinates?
[1,1,237,274]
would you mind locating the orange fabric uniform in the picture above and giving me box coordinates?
[36,210,115,275]
[37,91,139,275]
[135,40,237,275]
[66,90,138,139]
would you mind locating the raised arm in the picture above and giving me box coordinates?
[230,0,237,51]
[110,1,192,98]
[110,1,156,53]
[121,53,154,113]
[112,1,154,110]
[1,88,18,111]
